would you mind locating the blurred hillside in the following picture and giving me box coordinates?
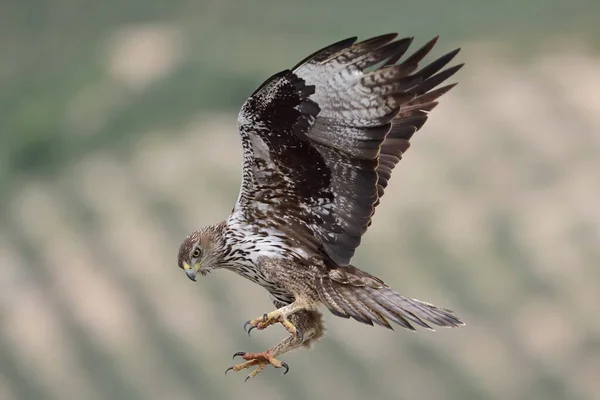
[2,1,600,400]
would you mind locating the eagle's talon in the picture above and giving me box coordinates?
[232,351,246,360]
[244,362,267,382]
[281,361,289,375]
[225,351,288,380]
[244,311,301,339]
[295,327,304,343]
[244,319,259,336]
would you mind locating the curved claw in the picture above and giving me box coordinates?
[296,328,304,344]
[281,361,289,375]
[244,320,258,336]
[232,351,246,360]
[244,375,252,383]
[225,366,234,375]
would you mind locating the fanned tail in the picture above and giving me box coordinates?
[316,266,464,331]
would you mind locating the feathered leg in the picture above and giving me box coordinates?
[226,306,325,381]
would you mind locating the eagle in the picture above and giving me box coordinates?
[177,33,465,380]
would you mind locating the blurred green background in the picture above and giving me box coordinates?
[2,1,600,399]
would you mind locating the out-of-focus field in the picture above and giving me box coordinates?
[2,38,599,399]
[2,0,600,398]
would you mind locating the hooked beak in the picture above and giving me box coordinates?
[183,262,199,282]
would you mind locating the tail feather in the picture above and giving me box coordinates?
[354,288,418,330]
[316,266,465,331]
[337,285,391,329]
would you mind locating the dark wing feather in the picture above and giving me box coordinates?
[234,34,462,265]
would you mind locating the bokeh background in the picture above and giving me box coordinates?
[2,1,600,399]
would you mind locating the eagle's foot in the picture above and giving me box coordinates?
[244,311,303,341]
[225,351,289,381]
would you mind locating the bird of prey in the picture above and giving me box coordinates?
[177,33,465,380]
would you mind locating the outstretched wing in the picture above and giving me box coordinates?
[233,34,462,266]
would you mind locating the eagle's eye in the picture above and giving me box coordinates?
[192,247,202,259]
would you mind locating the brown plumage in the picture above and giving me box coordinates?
[175,33,465,380]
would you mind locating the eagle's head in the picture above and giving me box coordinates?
[177,223,225,281]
